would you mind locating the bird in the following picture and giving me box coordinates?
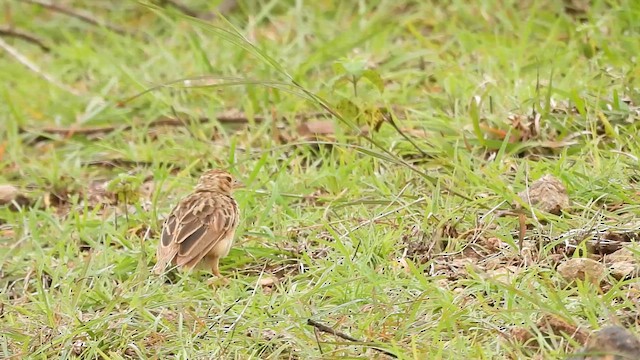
[153,169,242,281]
[569,325,640,359]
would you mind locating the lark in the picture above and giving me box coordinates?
[153,169,242,281]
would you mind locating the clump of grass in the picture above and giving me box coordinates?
[2,1,640,359]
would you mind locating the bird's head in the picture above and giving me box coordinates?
[195,169,243,194]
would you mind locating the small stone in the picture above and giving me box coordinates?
[0,184,18,205]
[608,247,636,263]
[609,262,636,280]
[258,276,279,287]
[485,265,521,284]
[606,247,639,280]
[570,326,640,360]
[557,258,605,284]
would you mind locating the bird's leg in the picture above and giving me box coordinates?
[210,256,221,277]
[206,256,229,286]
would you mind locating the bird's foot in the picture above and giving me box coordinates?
[207,276,230,287]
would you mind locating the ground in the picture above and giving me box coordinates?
[1,0,640,359]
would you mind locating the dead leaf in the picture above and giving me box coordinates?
[517,174,569,215]
[508,112,540,142]
[538,314,589,344]
[509,314,589,350]
[509,326,535,345]
[478,237,503,252]
[557,258,605,285]
[402,225,437,264]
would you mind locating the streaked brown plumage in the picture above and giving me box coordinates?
[153,169,241,279]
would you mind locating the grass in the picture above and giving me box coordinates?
[2,0,640,358]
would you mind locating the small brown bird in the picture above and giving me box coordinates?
[153,169,242,280]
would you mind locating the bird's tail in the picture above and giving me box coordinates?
[152,261,167,275]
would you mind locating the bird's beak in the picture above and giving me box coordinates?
[232,180,245,189]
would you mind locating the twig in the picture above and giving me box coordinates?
[156,0,238,20]
[158,0,200,18]
[306,319,398,358]
[312,326,324,355]
[216,0,238,16]
[20,112,332,139]
[82,159,154,168]
[18,0,132,37]
[307,319,360,342]
[0,37,80,95]
[0,27,50,51]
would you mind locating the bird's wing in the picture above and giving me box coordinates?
[156,194,237,271]
[153,210,181,274]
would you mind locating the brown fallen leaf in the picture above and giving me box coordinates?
[509,314,589,349]
[539,314,589,345]
[514,174,570,250]
[508,112,540,142]
[510,326,535,345]
[517,174,569,215]
[22,111,332,143]
[557,258,605,285]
